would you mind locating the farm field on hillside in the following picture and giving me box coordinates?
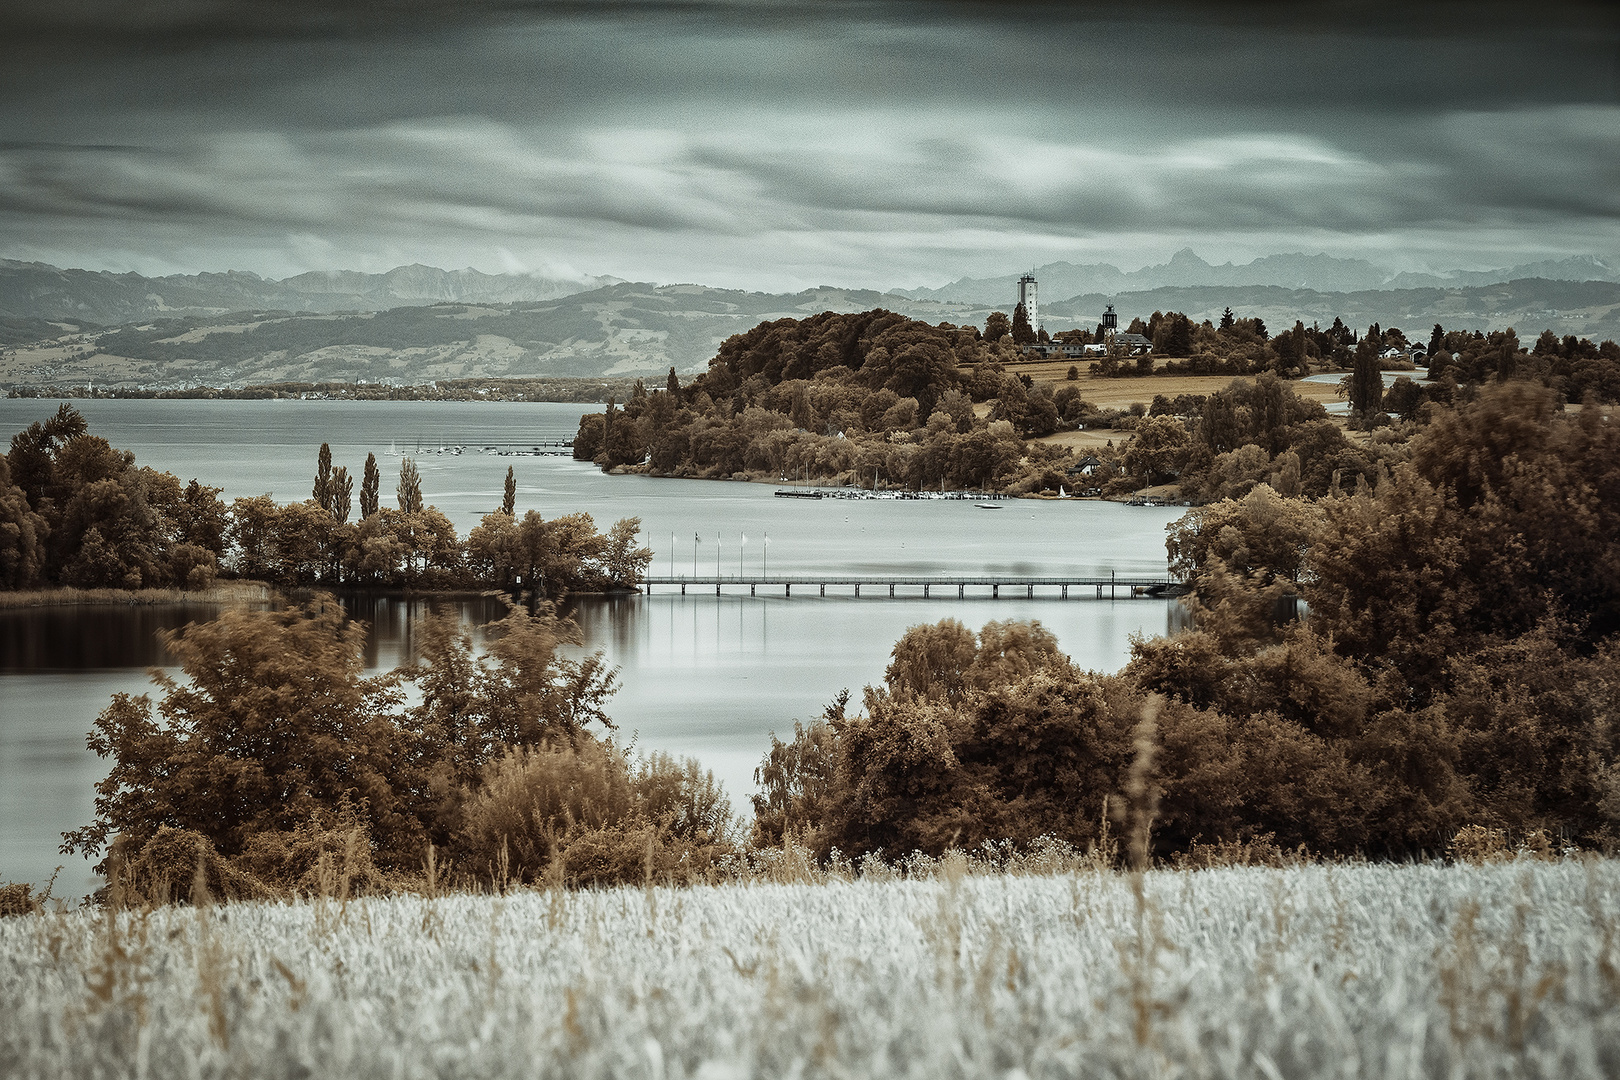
[3,860,1617,1079]
[1009,365,1349,410]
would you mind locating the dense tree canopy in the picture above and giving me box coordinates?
[2,408,650,596]
[573,309,1101,494]
[751,382,1620,862]
[4,404,225,590]
[65,594,730,892]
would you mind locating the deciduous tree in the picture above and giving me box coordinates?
[397,456,423,514]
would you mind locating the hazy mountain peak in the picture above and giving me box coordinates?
[896,249,1619,306]
[1165,248,1211,267]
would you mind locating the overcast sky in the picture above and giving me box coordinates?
[1,1,1617,290]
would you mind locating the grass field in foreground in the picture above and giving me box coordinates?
[3,860,1617,1078]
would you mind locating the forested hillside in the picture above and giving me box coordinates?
[573,308,1090,493]
[576,296,1620,501]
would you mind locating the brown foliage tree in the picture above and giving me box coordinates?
[64,597,416,873]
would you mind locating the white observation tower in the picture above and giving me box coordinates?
[1017,273,1040,334]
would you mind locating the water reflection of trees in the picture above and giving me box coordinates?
[336,592,511,669]
[0,604,222,670]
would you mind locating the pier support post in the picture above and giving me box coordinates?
[716,583,721,595]
[992,584,999,599]
[924,584,929,598]
[819,584,824,596]
[750,583,755,596]
[855,584,860,597]
[786,583,791,596]
[1027,584,1033,598]
[681,584,685,595]
[889,583,894,597]
[958,584,964,598]
[1062,584,1068,599]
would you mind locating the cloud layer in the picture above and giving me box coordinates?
[1,2,1616,286]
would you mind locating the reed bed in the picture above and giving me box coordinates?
[0,581,271,609]
[2,859,1617,1079]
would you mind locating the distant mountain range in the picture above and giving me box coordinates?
[0,260,624,326]
[6,251,1618,332]
[897,249,1620,305]
[0,281,979,389]
[1040,279,1620,340]
[2,260,1618,390]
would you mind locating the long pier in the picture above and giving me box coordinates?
[642,574,1179,599]
[389,440,575,457]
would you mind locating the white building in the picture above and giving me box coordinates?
[1017,273,1039,333]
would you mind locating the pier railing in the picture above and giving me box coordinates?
[642,574,1180,598]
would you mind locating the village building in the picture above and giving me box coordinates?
[1015,294,1153,357]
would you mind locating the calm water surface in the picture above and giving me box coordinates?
[0,399,1187,898]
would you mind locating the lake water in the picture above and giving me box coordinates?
[1302,368,1428,414]
[0,399,1187,899]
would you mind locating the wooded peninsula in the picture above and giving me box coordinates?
[570,306,1620,500]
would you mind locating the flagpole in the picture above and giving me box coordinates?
[716,532,722,579]
[764,531,768,578]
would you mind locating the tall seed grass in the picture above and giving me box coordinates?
[0,581,271,609]
[2,859,1617,1078]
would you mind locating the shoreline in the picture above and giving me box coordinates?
[0,581,646,610]
[602,465,1182,504]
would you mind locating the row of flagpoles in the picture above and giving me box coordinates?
[668,530,772,578]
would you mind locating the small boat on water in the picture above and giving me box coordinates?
[976,503,1004,509]
[775,489,823,499]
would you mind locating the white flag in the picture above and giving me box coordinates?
[741,532,748,545]
[764,533,771,546]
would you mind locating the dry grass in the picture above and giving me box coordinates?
[985,358,1349,412]
[0,581,272,609]
[2,858,1615,1078]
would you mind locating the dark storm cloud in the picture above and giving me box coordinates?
[1,1,1616,285]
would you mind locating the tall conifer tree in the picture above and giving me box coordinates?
[360,453,380,519]
[1011,303,1035,346]
[313,443,333,512]
[331,466,353,524]
[1350,337,1382,419]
